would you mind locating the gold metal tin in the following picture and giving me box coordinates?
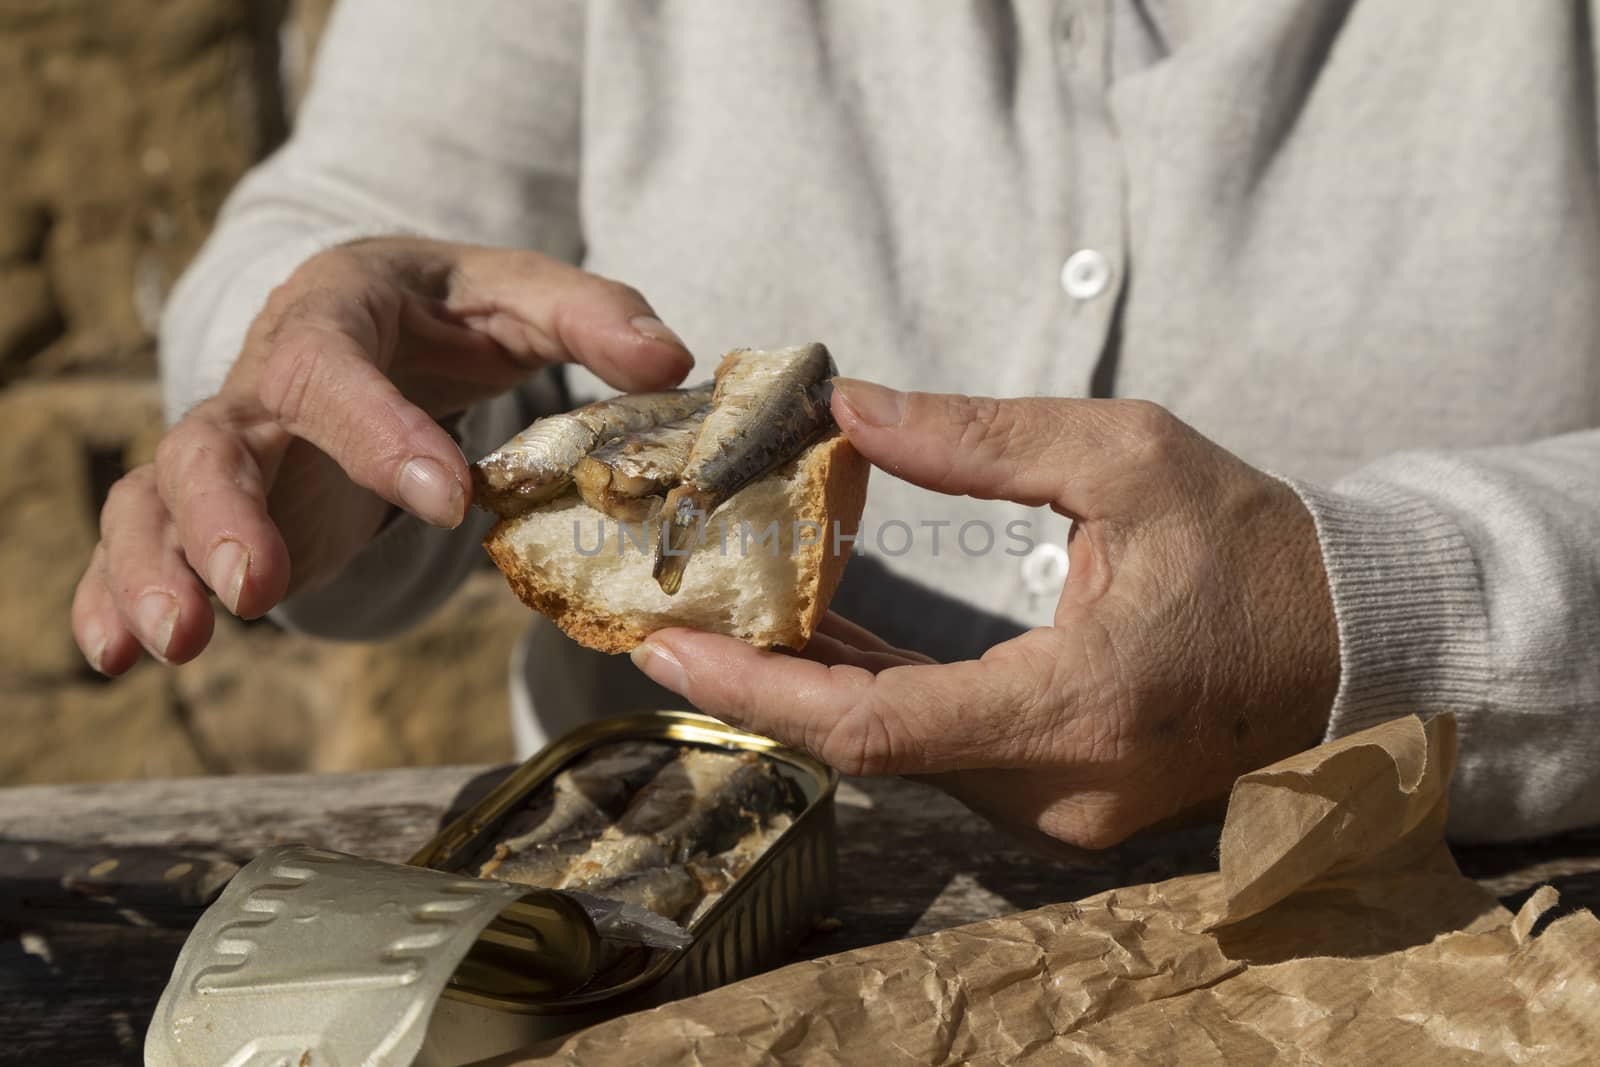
[411,710,838,1062]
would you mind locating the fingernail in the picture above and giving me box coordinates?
[397,457,466,527]
[136,592,178,662]
[205,540,250,616]
[832,378,905,428]
[630,315,685,348]
[631,640,687,692]
[82,619,108,674]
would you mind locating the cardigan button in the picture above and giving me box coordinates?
[1060,249,1112,300]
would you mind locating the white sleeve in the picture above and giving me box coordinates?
[1290,429,1600,842]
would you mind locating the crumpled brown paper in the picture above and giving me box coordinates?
[494,715,1600,1065]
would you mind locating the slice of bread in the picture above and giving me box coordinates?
[483,434,869,653]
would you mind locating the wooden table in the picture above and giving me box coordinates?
[3,766,1598,1065]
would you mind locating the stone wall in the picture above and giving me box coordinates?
[0,0,524,785]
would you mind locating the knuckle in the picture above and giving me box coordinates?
[101,465,154,518]
[506,247,555,274]
[257,278,320,348]
[156,425,258,510]
[1114,399,1182,462]
[604,279,648,308]
[257,334,322,427]
[259,255,383,350]
[573,270,647,310]
[72,559,101,608]
[950,392,1002,433]
[98,471,164,560]
[473,247,557,293]
[318,242,367,270]
[153,421,207,474]
[151,428,183,473]
[259,277,302,323]
[1118,398,1175,439]
[817,697,899,777]
[949,395,1022,460]
[298,243,364,284]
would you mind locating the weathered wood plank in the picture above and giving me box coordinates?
[0,764,484,860]
[1,920,188,1064]
[2,768,1597,1066]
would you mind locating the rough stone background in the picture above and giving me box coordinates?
[0,0,525,785]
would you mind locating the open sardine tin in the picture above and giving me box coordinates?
[145,711,839,1067]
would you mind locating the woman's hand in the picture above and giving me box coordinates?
[630,380,1341,849]
[74,237,691,674]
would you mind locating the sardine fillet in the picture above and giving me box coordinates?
[474,741,676,881]
[474,384,713,518]
[654,345,836,593]
[568,813,796,924]
[558,749,801,888]
[685,815,795,925]
[568,865,702,921]
[573,409,707,521]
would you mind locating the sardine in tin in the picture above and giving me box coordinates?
[144,711,839,1067]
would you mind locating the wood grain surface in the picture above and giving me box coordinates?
[3,767,1597,1065]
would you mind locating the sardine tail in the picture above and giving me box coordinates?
[653,487,716,595]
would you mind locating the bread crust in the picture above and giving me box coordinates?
[483,434,869,654]
[793,434,869,644]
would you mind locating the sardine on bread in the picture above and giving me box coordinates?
[474,343,870,653]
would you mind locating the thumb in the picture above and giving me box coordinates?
[830,379,1117,511]
[632,627,1063,776]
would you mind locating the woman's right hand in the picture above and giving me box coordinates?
[72,236,693,675]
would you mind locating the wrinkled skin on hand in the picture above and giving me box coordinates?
[632,380,1342,849]
[74,237,692,674]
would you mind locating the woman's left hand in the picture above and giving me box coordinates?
[630,380,1342,849]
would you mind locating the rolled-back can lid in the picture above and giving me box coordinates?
[145,844,599,1067]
